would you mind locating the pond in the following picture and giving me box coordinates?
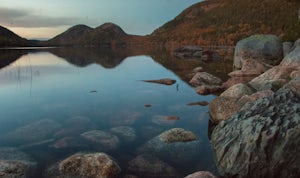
[0,47,230,177]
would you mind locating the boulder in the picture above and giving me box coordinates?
[81,130,120,151]
[0,147,34,162]
[189,72,222,87]
[249,66,294,91]
[233,34,283,69]
[137,128,201,166]
[50,137,88,149]
[222,76,254,89]
[211,85,300,178]
[151,115,178,126]
[109,126,137,143]
[219,83,255,99]
[59,152,121,178]
[3,119,61,145]
[229,59,272,77]
[127,154,180,178]
[184,171,217,178]
[209,97,241,123]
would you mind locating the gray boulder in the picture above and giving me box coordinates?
[211,85,300,178]
[189,72,222,87]
[233,34,283,69]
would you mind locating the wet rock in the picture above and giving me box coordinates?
[0,160,36,178]
[142,78,176,85]
[127,154,180,178]
[189,72,222,87]
[158,128,197,143]
[196,85,223,95]
[3,119,61,145]
[233,34,282,69]
[211,86,300,178]
[81,130,120,151]
[137,128,201,166]
[184,171,217,178]
[140,125,165,140]
[59,152,121,178]
[109,126,137,143]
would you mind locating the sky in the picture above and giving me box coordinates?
[0,0,201,39]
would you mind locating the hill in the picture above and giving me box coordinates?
[0,26,30,47]
[46,23,147,47]
[150,0,300,46]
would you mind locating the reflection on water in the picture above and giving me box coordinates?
[0,48,228,177]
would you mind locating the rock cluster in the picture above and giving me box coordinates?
[209,36,300,178]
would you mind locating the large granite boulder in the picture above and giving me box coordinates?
[2,119,61,145]
[233,34,283,69]
[229,59,272,77]
[137,128,201,166]
[127,154,180,178]
[58,152,121,178]
[211,84,300,178]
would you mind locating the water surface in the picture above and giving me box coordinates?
[0,48,221,177]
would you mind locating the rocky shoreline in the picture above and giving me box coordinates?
[208,34,300,178]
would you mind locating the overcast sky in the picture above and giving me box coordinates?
[0,0,200,39]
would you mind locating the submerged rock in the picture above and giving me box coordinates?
[127,154,180,178]
[142,78,176,85]
[211,85,300,178]
[137,128,201,166]
[0,160,36,178]
[158,128,197,143]
[0,147,34,162]
[186,101,209,106]
[81,130,120,151]
[151,115,178,126]
[109,126,137,143]
[3,119,61,145]
[59,152,121,178]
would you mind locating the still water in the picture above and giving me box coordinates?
[0,48,218,177]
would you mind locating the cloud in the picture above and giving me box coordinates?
[0,7,79,28]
